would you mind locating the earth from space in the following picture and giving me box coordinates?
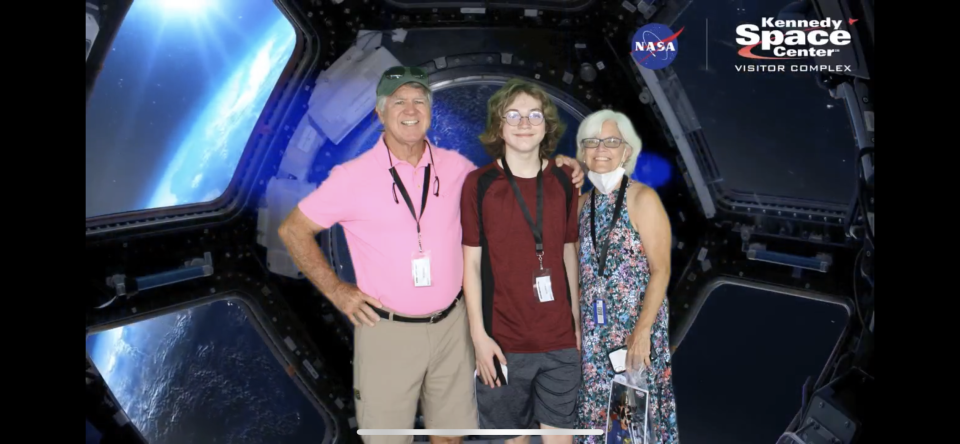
[87,17,329,444]
[87,301,327,444]
[146,18,298,210]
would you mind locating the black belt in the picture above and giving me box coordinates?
[370,290,463,323]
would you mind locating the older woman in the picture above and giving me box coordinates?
[573,110,679,443]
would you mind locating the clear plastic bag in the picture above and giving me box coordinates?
[606,366,653,444]
[616,365,649,391]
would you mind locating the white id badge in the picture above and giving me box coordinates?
[533,268,554,302]
[412,251,431,287]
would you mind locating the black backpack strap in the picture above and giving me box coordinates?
[476,168,501,338]
[548,163,574,217]
[547,163,577,330]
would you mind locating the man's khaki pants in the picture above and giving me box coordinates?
[354,299,478,444]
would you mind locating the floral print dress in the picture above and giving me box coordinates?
[576,182,680,444]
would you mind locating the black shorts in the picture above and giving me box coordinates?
[475,348,581,435]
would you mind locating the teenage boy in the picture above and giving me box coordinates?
[461,79,582,444]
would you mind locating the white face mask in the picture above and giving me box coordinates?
[587,150,628,194]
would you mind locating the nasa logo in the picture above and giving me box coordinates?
[735,17,856,59]
[631,23,684,70]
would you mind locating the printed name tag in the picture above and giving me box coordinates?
[534,270,554,302]
[412,251,431,287]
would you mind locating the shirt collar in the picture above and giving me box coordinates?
[375,133,438,170]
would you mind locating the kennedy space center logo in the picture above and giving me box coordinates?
[631,23,684,70]
[734,17,857,73]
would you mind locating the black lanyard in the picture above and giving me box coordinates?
[501,157,544,267]
[590,176,629,277]
[387,146,432,252]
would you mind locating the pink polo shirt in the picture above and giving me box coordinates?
[298,135,477,316]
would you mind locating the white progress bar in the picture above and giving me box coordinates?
[358,430,603,435]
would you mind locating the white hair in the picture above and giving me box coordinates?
[376,82,433,115]
[575,110,643,175]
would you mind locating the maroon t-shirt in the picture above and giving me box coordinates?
[461,161,579,353]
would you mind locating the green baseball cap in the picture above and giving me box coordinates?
[376,66,430,97]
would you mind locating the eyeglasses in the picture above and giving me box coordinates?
[502,110,544,126]
[581,137,627,149]
[383,66,427,80]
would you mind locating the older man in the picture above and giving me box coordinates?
[278,66,583,444]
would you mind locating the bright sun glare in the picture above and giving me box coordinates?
[137,0,219,25]
[142,0,215,15]
[162,0,210,10]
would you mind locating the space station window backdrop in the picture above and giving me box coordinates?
[322,80,674,285]
[84,0,296,219]
[85,298,330,444]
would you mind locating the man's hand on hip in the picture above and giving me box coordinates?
[331,282,383,327]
